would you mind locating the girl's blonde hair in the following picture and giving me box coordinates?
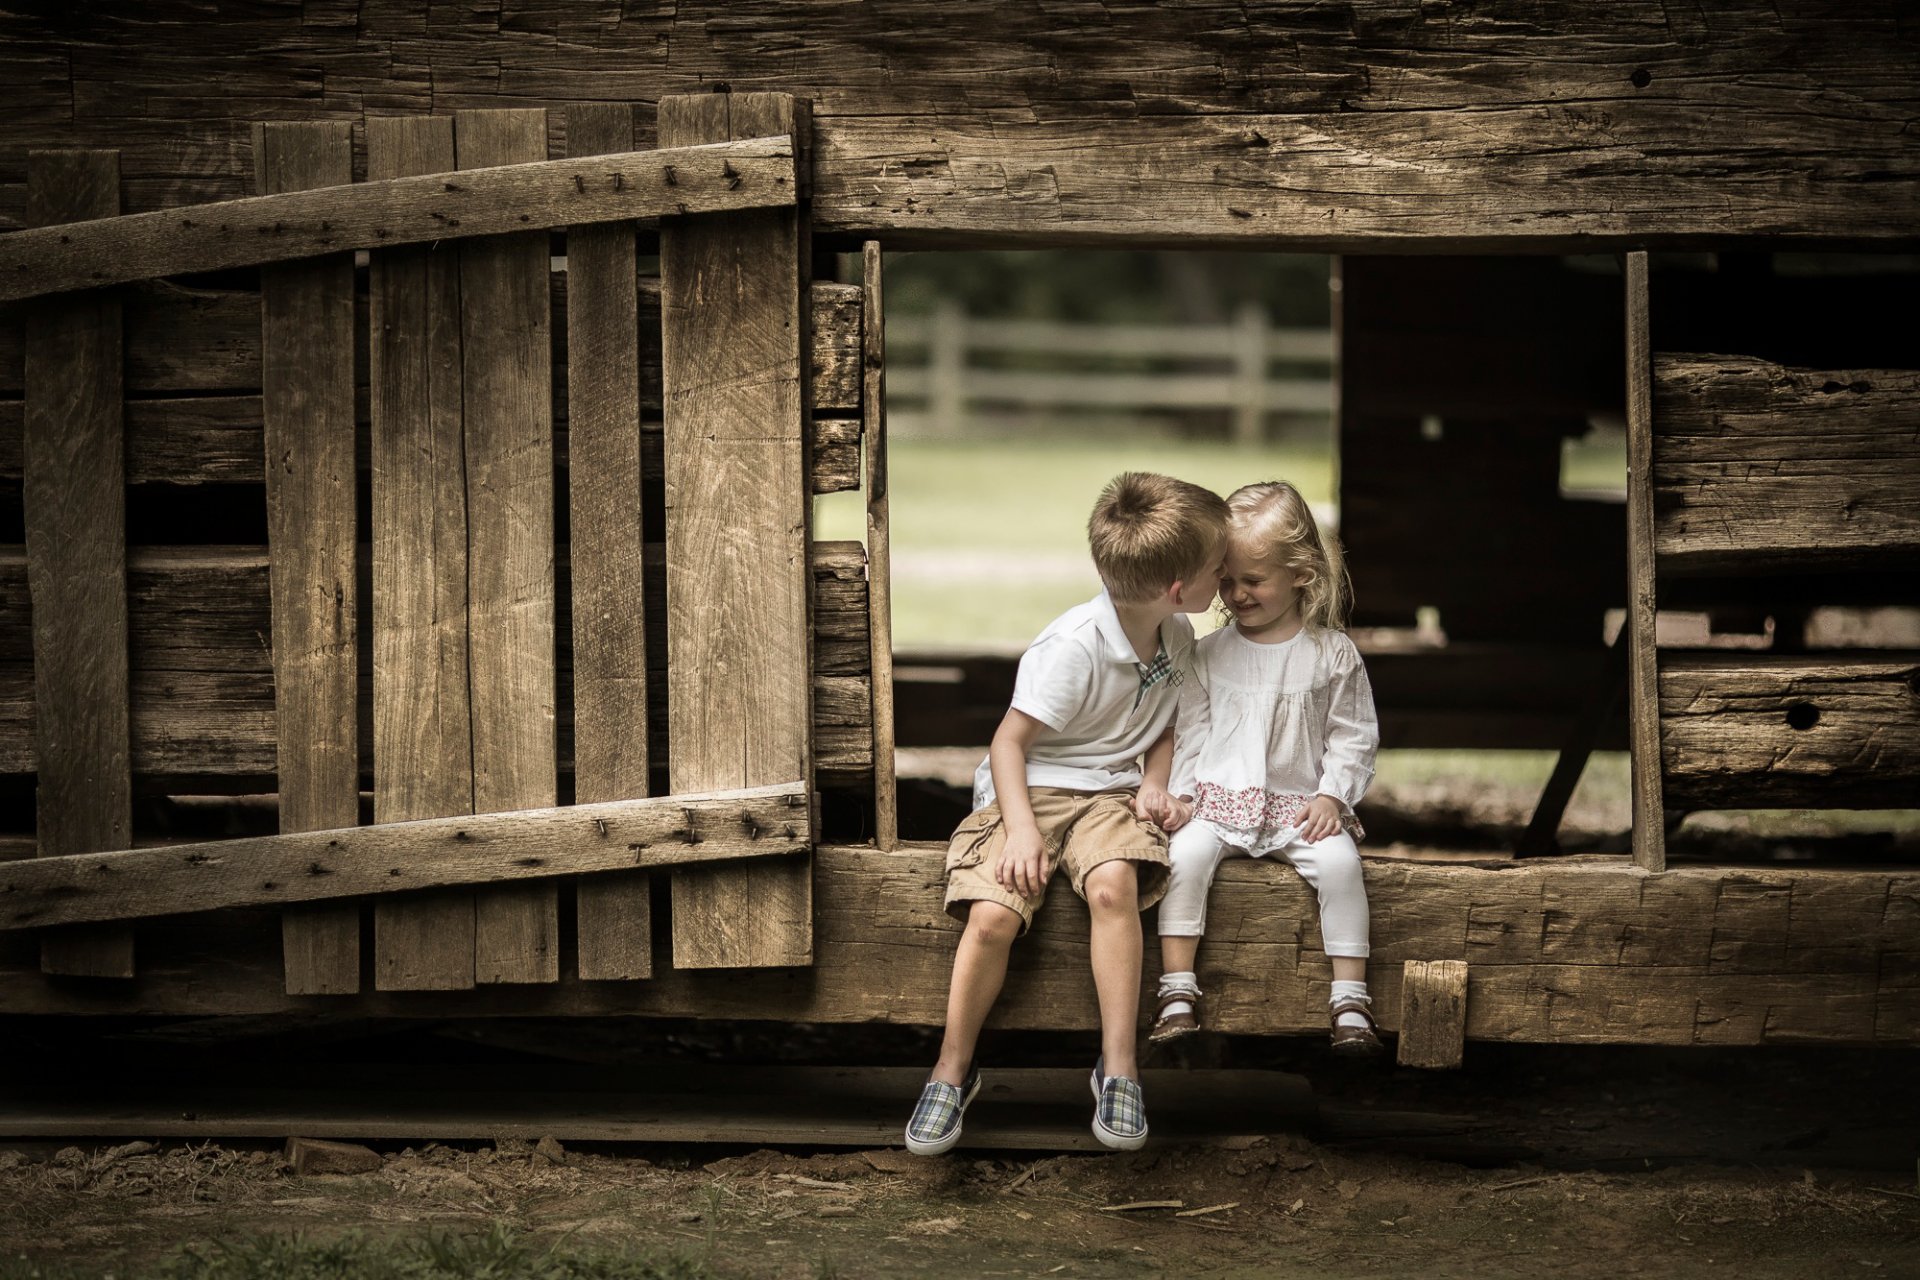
[1226,481,1352,631]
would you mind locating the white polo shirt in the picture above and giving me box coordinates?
[972,592,1198,809]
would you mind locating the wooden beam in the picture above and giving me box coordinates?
[254,121,362,996]
[566,102,653,982]
[660,92,815,969]
[1661,653,1920,809]
[0,544,873,782]
[0,138,797,303]
[0,277,866,417]
[0,784,808,931]
[23,150,135,978]
[2,848,1915,1048]
[1516,635,1628,858]
[863,240,897,851]
[1397,960,1469,1069]
[457,108,561,986]
[366,115,477,993]
[1623,252,1666,873]
[1652,356,1920,574]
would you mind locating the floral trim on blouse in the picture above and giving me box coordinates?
[1193,781,1366,843]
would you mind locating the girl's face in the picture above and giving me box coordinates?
[1220,540,1310,638]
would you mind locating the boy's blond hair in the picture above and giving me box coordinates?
[1087,472,1230,604]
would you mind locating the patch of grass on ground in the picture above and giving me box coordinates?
[817,431,1333,648]
[0,1223,721,1280]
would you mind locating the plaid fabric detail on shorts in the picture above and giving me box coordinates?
[1092,1068,1148,1143]
[906,1070,977,1148]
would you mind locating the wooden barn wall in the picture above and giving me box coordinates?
[0,3,1917,248]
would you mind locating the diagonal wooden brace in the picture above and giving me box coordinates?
[0,783,809,931]
[0,136,796,303]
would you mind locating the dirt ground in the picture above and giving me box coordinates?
[2,1126,1917,1279]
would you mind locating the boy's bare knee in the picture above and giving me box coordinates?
[964,900,1023,947]
[1085,860,1139,914]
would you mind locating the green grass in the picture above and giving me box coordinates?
[817,433,1333,648]
[1,1224,719,1280]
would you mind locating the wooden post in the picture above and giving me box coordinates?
[1397,959,1468,1070]
[23,150,135,978]
[1623,252,1666,873]
[862,241,899,852]
[368,115,478,991]
[457,108,560,984]
[254,121,362,995]
[567,102,653,981]
[927,296,965,437]
[1231,299,1267,446]
[660,92,815,968]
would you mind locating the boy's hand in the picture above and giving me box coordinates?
[1132,782,1175,829]
[1300,794,1344,843]
[994,826,1051,900]
[1163,795,1194,833]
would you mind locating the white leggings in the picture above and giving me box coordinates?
[1158,821,1371,958]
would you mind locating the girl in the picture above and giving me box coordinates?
[1150,481,1382,1053]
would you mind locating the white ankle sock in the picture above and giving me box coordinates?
[1158,970,1201,1019]
[1331,979,1371,1030]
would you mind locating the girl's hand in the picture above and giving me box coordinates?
[1300,794,1344,843]
[1132,782,1174,828]
[1163,795,1194,833]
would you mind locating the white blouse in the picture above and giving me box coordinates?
[1168,623,1379,855]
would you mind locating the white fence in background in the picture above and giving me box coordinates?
[886,299,1334,442]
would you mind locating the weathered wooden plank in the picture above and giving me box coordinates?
[1623,253,1665,873]
[0,544,873,779]
[1397,959,1468,1069]
[0,784,808,930]
[566,102,652,982]
[23,150,134,978]
[1652,355,1920,574]
[1660,653,1920,809]
[5,4,1919,246]
[2,850,1916,1049]
[457,108,561,986]
[366,115,476,993]
[0,137,796,302]
[660,93,814,969]
[254,120,362,997]
[862,241,896,850]
[2,276,863,422]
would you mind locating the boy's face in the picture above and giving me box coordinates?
[1172,543,1227,614]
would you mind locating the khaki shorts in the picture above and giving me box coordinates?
[944,787,1172,932]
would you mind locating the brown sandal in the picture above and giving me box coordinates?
[1148,989,1201,1043]
[1329,998,1384,1056]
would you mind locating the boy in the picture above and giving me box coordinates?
[904,472,1229,1154]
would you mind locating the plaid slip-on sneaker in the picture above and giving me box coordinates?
[1089,1057,1149,1151]
[903,1066,981,1156]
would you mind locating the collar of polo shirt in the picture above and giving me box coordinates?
[1092,590,1189,667]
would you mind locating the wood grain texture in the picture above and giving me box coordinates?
[862,241,897,851]
[254,121,362,996]
[1,3,1915,246]
[366,115,476,992]
[1397,959,1468,1069]
[1660,653,1920,809]
[2,849,1916,1048]
[0,784,808,930]
[0,545,872,781]
[1622,253,1666,873]
[566,102,652,982]
[457,109,559,985]
[23,150,134,978]
[660,93,814,969]
[1652,355,1920,573]
[0,137,796,302]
